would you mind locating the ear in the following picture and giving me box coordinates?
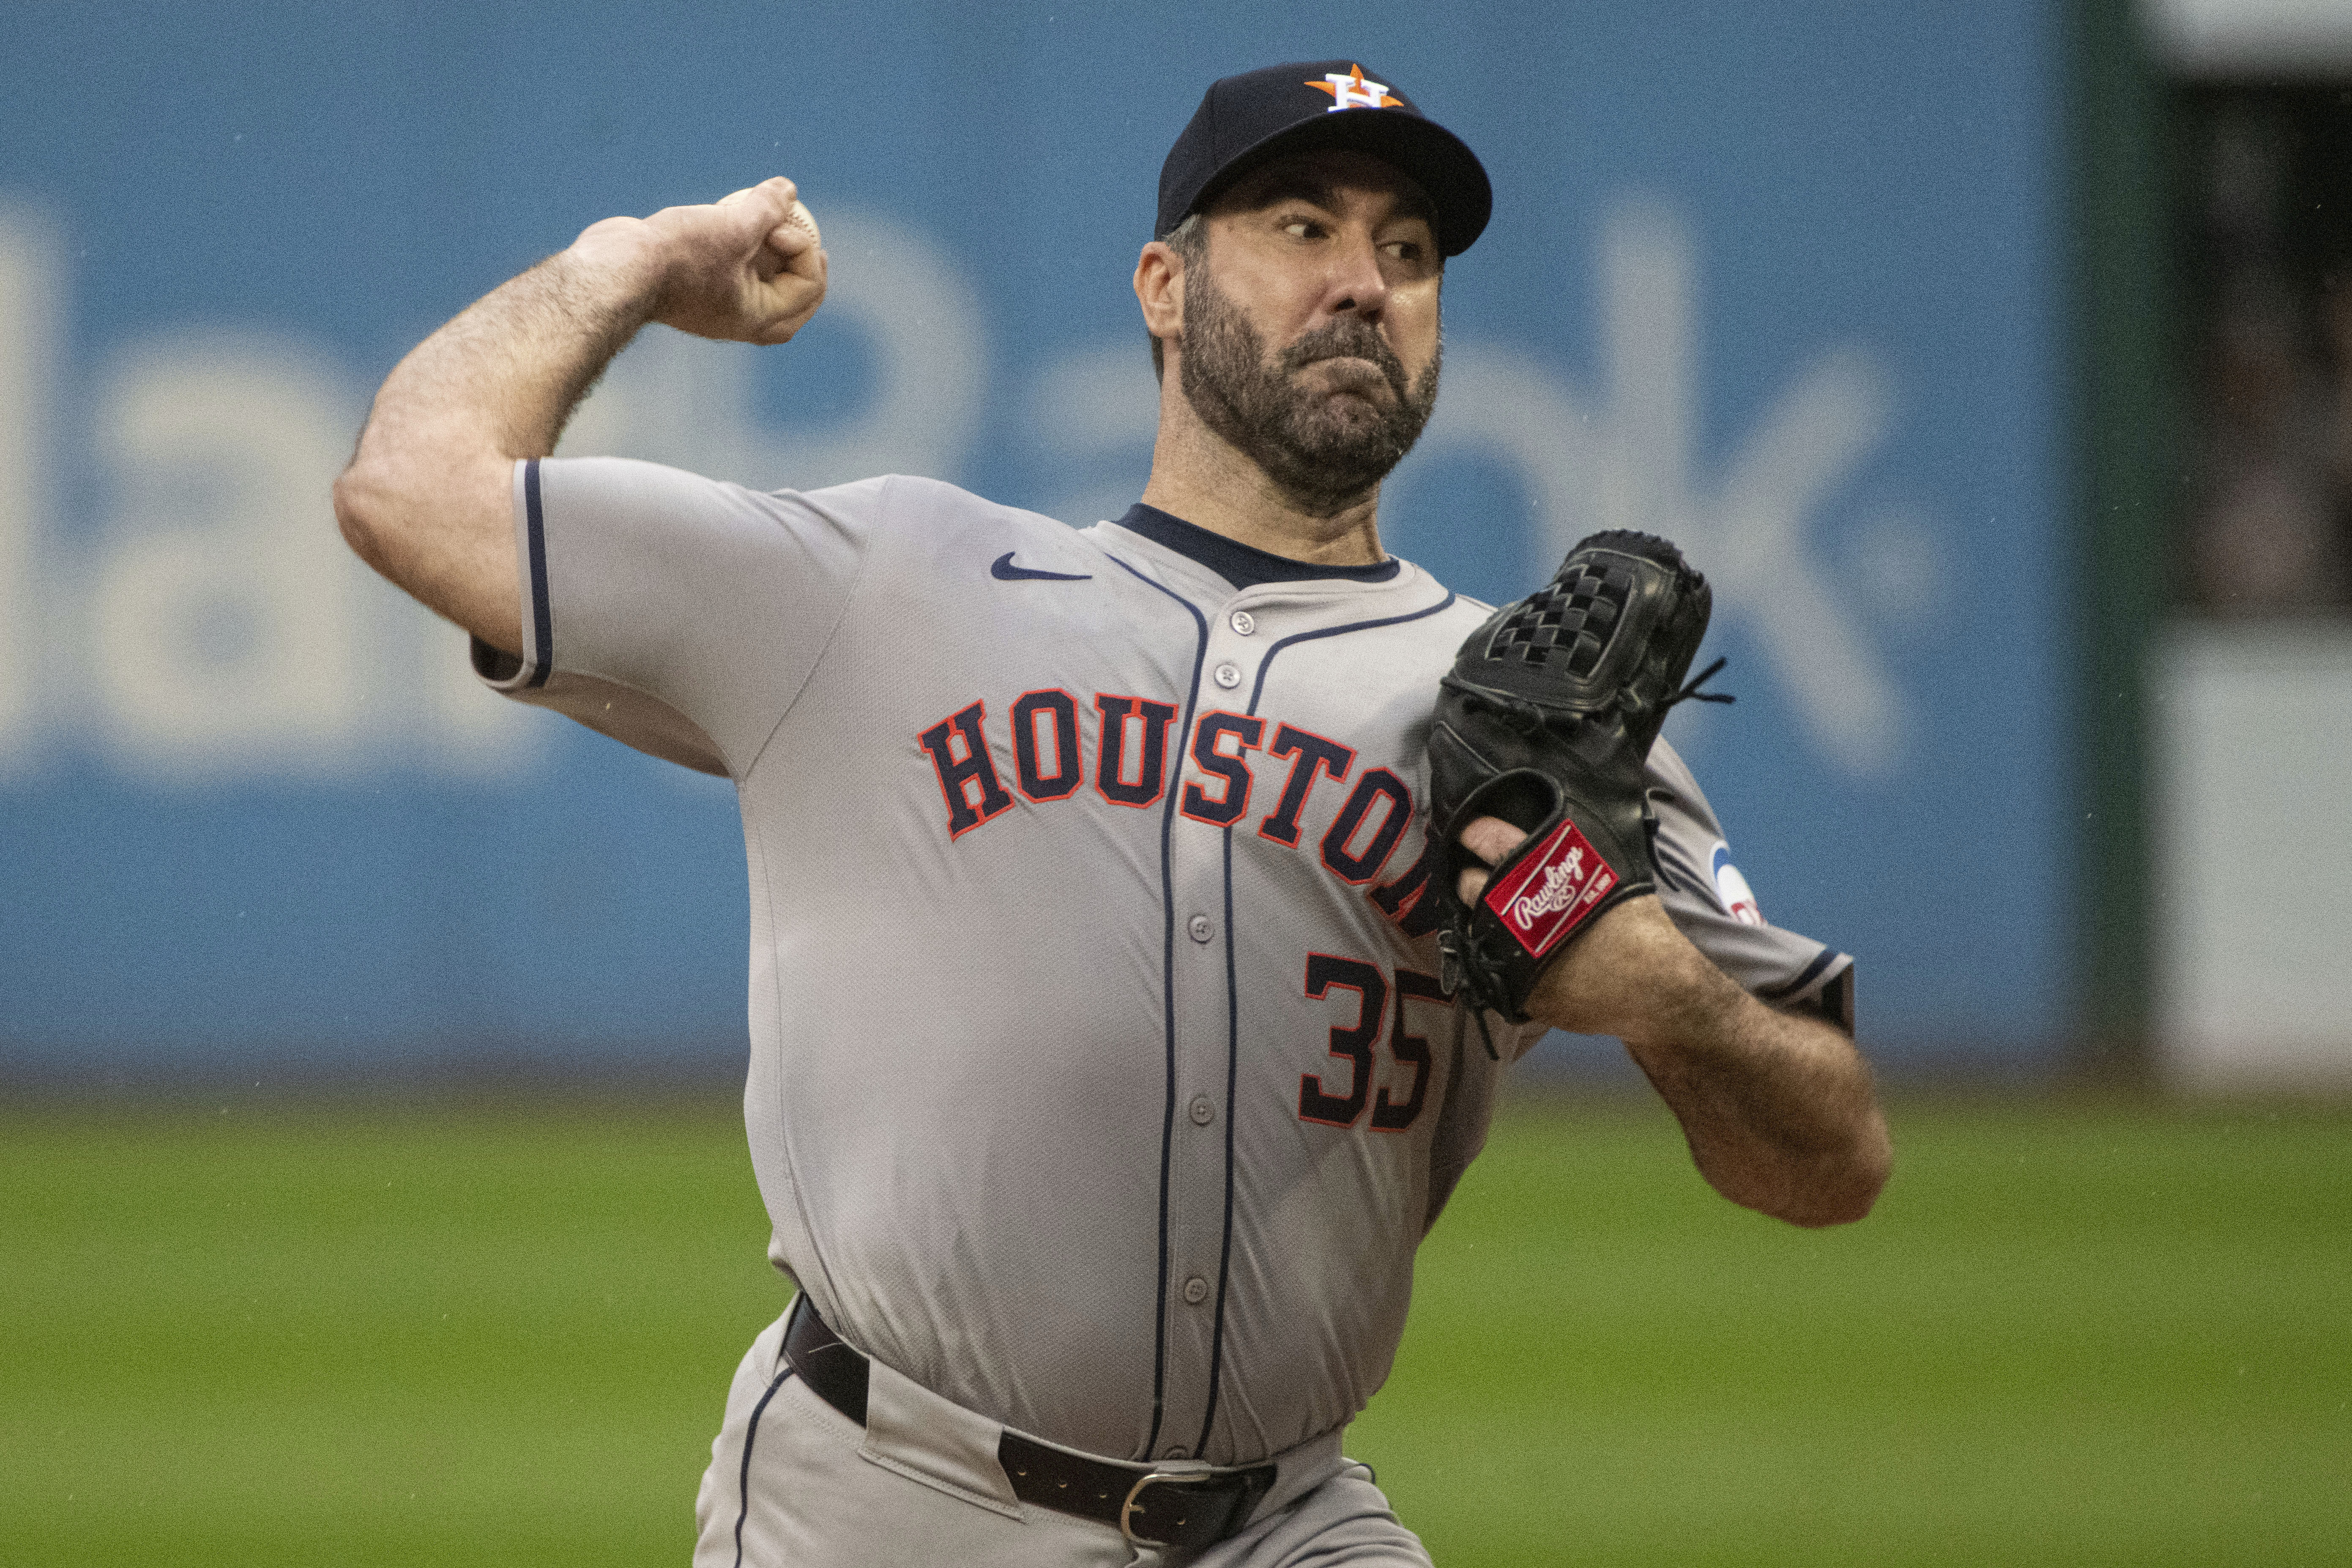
[1135,240,1185,348]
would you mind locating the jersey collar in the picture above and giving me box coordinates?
[1109,504,1403,591]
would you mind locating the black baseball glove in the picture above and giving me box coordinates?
[1429,531,1726,1032]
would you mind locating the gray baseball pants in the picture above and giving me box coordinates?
[693,1306,1434,1568]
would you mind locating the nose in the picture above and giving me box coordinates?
[1321,229,1390,320]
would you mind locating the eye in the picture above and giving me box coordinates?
[1382,239,1423,263]
[1281,217,1326,240]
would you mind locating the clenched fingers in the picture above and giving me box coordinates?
[1455,814,1528,904]
[717,176,797,217]
[640,175,827,344]
[721,178,820,271]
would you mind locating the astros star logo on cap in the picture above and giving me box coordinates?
[1156,59,1492,254]
[1305,64,1401,112]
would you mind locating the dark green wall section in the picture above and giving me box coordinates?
[2070,0,2177,1077]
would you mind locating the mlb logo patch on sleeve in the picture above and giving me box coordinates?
[1710,841,1764,926]
[1481,817,1617,958]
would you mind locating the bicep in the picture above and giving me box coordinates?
[335,443,522,654]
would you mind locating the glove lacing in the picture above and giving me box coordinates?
[1668,656,1735,711]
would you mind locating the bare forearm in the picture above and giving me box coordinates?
[374,247,656,465]
[1528,898,1891,1226]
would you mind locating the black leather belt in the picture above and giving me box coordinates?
[782,1296,1277,1552]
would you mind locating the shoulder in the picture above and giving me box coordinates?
[1371,561,1499,657]
[1644,735,1710,807]
[818,474,1086,555]
[1378,554,1500,631]
[1644,739,1733,874]
[834,474,1058,528]
[1427,584,1500,637]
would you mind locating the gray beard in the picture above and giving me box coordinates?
[1177,259,1440,517]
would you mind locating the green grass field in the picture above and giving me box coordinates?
[3,1094,2346,1565]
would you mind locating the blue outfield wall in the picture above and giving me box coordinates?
[0,0,2064,1072]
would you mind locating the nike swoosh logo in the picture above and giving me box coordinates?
[990,552,1091,582]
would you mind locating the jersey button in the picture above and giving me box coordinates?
[1182,1276,1209,1305]
[1229,610,1256,635]
[1189,1095,1215,1126]
[1187,914,1214,943]
[1212,661,1243,689]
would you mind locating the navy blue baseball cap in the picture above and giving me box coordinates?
[1157,60,1492,256]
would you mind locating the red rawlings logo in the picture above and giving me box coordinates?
[1480,818,1617,958]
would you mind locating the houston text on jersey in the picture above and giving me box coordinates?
[917,692,1445,938]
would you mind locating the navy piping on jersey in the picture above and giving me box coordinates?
[1105,553,1209,1460]
[1244,594,1459,714]
[1165,587,1460,1456]
[1099,520,1454,1457]
[1193,823,1242,1456]
[1758,945,1841,1003]
[733,1363,797,1568]
[522,458,554,689]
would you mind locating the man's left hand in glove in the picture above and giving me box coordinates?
[1438,534,1894,1228]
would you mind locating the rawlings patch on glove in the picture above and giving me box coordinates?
[1430,530,1726,1029]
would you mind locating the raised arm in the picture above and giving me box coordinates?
[1459,817,1892,1228]
[332,178,826,653]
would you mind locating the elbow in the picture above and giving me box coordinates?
[332,463,376,561]
[1777,1120,1893,1229]
[1779,1182,1882,1230]
[1703,1112,1892,1229]
[333,459,395,572]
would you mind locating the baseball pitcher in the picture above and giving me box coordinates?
[335,58,1890,1568]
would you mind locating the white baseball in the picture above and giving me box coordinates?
[782,199,821,247]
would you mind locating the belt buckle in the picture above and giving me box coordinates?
[1119,1466,1210,1549]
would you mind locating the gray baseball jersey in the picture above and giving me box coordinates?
[476,456,1853,1469]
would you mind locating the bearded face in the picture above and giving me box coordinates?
[1176,245,1441,516]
